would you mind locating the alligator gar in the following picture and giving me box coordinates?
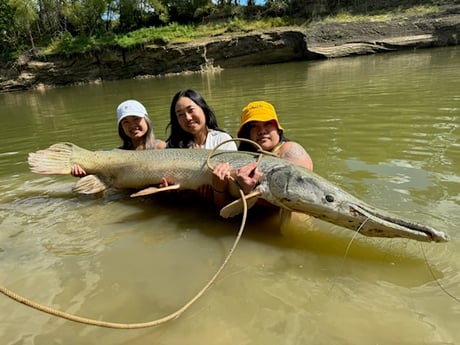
[28,142,449,243]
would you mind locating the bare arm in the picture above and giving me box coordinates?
[211,162,232,208]
[278,141,313,170]
[209,142,312,213]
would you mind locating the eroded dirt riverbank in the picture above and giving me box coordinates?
[1,4,459,93]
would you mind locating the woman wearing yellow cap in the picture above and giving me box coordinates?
[237,101,313,169]
[212,101,313,206]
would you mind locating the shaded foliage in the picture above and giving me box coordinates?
[0,0,15,54]
[0,0,456,63]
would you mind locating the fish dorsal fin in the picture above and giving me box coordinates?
[72,175,108,194]
[130,184,180,198]
[219,190,262,218]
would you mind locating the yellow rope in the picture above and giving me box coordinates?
[0,197,247,328]
[205,137,277,172]
[0,144,253,329]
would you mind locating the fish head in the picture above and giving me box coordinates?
[260,163,448,243]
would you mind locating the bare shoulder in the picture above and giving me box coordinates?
[278,141,313,170]
[280,141,307,154]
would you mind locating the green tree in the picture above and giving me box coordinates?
[119,0,141,32]
[67,0,107,36]
[103,0,119,30]
[8,0,39,49]
[36,0,70,36]
[0,0,15,50]
[145,0,169,24]
[168,0,214,23]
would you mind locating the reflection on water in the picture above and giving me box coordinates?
[0,47,459,344]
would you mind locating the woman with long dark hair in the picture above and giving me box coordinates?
[165,89,237,150]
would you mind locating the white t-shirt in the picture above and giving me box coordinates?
[204,130,237,150]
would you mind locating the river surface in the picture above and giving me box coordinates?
[0,46,459,344]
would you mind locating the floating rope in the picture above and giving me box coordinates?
[205,137,278,172]
[0,142,259,329]
[0,188,247,329]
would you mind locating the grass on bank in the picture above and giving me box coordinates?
[323,5,439,23]
[41,16,293,57]
[40,5,439,57]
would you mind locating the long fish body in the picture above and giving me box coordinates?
[28,143,448,243]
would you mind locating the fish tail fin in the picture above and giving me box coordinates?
[28,142,79,175]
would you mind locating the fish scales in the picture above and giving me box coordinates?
[28,143,449,243]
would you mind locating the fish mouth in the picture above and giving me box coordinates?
[349,203,449,243]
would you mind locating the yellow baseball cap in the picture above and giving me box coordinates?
[237,101,284,137]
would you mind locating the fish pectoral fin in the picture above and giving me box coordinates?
[130,184,181,197]
[72,175,108,194]
[279,209,292,230]
[219,191,261,218]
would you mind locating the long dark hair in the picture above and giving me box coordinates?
[166,89,223,148]
[237,123,289,152]
[118,116,155,150]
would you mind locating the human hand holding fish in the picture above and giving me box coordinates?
[70,164,86,177]
[233,162,262,194]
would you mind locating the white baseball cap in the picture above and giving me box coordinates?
[116,100,148,124]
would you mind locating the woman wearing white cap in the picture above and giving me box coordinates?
[71,99,165,177]
[116,99,165,151]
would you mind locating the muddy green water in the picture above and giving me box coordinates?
[0,46,459,344]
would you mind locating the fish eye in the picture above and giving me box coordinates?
[325,194,334,202]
